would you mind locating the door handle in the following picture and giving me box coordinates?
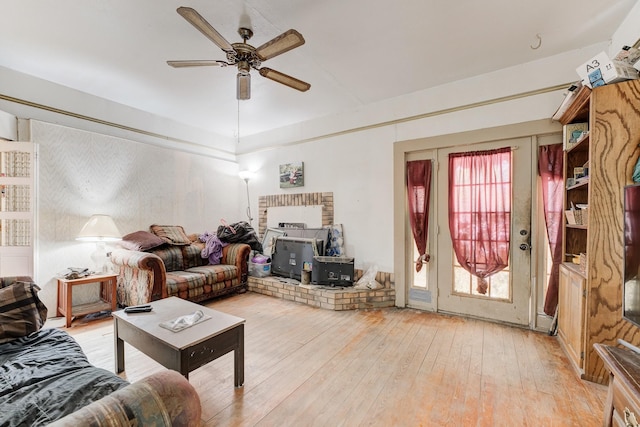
[519,229,531,251]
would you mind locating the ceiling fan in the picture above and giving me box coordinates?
[167,6,311,100]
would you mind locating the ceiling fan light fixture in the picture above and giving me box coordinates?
[237,73,251,100]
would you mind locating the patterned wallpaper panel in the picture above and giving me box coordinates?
[30,120,241,311]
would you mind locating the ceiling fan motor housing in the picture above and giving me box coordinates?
[230,42,262,72]
[237,60,250,75]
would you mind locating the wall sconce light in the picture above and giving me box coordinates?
[239,171,256,224]
[76,214,122,272]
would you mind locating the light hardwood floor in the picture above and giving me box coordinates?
[66,292,607,426]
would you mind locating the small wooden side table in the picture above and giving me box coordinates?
[57,273,117,327]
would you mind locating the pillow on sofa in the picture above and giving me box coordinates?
[150,225,191,246]
[119,230,166,251]
[0,281,48,344]
[0,276,33,288]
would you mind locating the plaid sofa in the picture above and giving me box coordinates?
[111,241,251,307]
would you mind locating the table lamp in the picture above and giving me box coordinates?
[76,214,122,272]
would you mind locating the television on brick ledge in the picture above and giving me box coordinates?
[270,237,324,281]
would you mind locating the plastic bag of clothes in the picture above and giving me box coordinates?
[217,220,263,252]
[354,264,383,290]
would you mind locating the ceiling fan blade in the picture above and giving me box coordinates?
[177,7,234,53]
[255,29,305,61]
[259,67,310,92]
[167,60,228,68]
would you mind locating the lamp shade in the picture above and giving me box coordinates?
[238,170,255,181]
[76,214,122,242]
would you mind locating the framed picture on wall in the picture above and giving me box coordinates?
[279,162,304,188]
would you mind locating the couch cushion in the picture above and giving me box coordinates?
[149,246,184,272]
[0,276,33,289]
[119,230,166,252]
[186,265,238,285]
[0,281,48,344]
[165,271,207,299]
[182,242,208,269]
[150,225,191,246]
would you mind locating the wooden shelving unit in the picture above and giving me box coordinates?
[555,79,640,384]
[555,85,591,125]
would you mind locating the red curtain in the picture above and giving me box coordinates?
[406,160,433,272]
[448,148,511,294]
[538,144,564,316]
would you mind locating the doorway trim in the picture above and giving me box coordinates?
[393,119,561,327]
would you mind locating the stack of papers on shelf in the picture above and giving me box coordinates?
[577,49,640,89]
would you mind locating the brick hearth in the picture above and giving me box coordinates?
[247,275,395,311]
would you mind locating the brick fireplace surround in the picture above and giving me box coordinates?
[251,192,396,311]
[247,270,395,311]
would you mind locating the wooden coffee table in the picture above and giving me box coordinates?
[113,297,245,386]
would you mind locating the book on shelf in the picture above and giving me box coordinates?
[574,177,589,185]
[563,122,589,150]
[565,210,577,225]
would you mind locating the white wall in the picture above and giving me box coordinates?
[29,120,242,312]
[1,1,638,311]
[235,0,640,274]
[0,109,17,140]
[240,126,395,272]
[611,0,640,53]
[0,65,236,160]
[236,1,640,274]
[236,44,608,274]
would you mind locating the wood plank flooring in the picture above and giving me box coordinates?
[66,292,607,426]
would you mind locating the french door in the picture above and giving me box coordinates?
[435,137,532,326]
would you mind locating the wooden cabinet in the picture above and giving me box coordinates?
[558,263,586,372]
[0,142,35,278]
[555,80,640,383]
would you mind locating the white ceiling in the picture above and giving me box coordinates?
[0,1,637,143]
